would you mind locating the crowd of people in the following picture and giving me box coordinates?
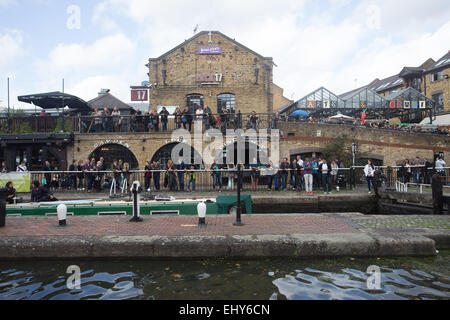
[1,153,448,199]
[82,106,263,134]
[397,156,447,184]
[269,113,450,136]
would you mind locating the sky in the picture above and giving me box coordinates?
[0,0,449,109]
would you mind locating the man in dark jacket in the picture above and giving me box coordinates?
[280,158,290,191]
[159,107,169,132]
[31,181,58,202]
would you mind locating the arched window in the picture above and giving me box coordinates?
[89,144,139,170]
[217,93,236,114]
[186,94,204,113]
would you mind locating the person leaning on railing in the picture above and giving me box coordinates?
[186,166,196,192]
[160,107,169,132]
[174,108,183,129]
[1,161,8,173]
[144,161,152,192]
[151,160,161,191]
[182,106,192,131]
[435,157,446,177]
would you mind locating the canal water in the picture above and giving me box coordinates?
[1,253,449,300]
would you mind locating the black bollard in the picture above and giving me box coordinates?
[129,181,143,222]
[0,188,6,227]
[431,174,444,215]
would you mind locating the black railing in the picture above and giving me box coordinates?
[21,166,450,194]
[0,113,274,135]
[24,168,357,194]
[1,113,449,135]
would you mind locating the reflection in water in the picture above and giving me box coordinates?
[0,253,450,300]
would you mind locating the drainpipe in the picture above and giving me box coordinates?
[266,64,272,114]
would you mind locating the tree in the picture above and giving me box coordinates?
[321,136,367,167]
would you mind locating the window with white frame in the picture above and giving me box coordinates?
[431,71,443,82]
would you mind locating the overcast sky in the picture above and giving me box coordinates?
[0,0,449,109]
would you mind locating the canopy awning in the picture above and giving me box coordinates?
[18,91,91,111]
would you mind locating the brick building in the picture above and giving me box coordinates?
[146,31,292,115]
[342,51,450,113]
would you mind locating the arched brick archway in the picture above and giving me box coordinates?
[151,142,204,169]
[89,144,139,170]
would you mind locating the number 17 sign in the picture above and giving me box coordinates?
[131,89,149,102]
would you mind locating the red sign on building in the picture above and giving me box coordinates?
[130,88,148,102]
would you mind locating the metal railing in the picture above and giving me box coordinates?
[0,113,274,134]
[23,167,359,194]
[5,166,447,195]
[1,113,449,135]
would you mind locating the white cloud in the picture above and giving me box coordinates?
[36,33,136,75]
[0,29,23,70]
[69,75,130,102]
[335,21,450,94]
[92,1,121,33]
[8,0,450,107]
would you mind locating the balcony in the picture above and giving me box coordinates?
[0,113,274,135]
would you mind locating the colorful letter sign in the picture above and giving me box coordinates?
[404,101,411,109]
[411,101,418,109]
[389,101,396,109]
[323,100,330,109]
[198,46,222,55]
[419,101,426,109]
[307,100,315,109]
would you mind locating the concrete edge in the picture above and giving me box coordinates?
[0,232,438,260]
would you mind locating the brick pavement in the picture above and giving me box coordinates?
[0,215,359,237]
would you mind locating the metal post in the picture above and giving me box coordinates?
[7,77,11,134]
[130,181,143,222]
[233,164,243,226]
[0,187,6,227]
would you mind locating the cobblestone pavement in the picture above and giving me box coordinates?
[348,215,450,230]
[0,215,359,237]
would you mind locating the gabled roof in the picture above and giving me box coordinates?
[425,50,450,73]
[384,87,434,104]
[88,93,134,112]
[399,67,425,77]
[148,31,273,63]
[369,74,404,93]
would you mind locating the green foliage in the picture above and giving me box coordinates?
[53,117,73,133]
[14,121,33,134]
[321,136,367,167]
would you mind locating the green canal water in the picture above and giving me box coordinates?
[1,253,450,300]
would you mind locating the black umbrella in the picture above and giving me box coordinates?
[18,91,91,111]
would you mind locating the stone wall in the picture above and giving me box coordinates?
[278,122,450,165]
[424,65,449,112]
[148,31,290,114]
[72,122,449,168]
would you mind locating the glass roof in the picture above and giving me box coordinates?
[285,86,433,115]
[290,87,345,110]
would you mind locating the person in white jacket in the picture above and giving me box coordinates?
[364,160,376,194]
